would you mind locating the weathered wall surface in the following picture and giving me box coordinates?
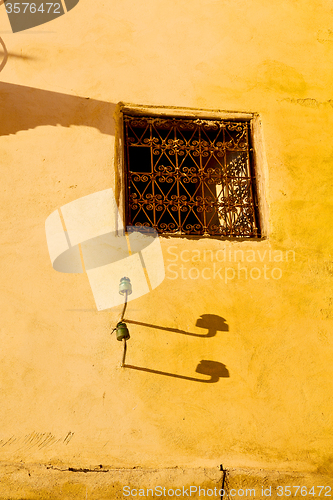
[0,0,332,493]
[0,465,331,500]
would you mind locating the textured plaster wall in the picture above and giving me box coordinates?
[0,0,332,488]
[0,465,331,500]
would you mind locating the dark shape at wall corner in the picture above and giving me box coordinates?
[64,0,79,11]
[0,82,116,136]
[5,0,80,33]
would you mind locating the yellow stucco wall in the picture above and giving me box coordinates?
[0,0,332,490]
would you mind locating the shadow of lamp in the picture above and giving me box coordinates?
[124,359,229,383]
[195,314,229,337]
[195,360,229,382]
[125,313,229,338]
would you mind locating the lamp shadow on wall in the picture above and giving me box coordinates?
[126,314,229,338]
[124,360,229,383]
[124,314,230,383]
[0,82,116,137]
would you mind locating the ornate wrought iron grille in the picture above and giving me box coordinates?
[123,114,261,237]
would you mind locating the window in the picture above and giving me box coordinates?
[121,108,265,238]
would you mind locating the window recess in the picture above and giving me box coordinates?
[122,111,264,239]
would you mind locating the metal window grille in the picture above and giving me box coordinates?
[123,114,261,238]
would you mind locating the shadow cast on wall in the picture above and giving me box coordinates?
[126,314,229,338]
[124,360,229,383]
[123,314,230,383]
[0,82,116,136]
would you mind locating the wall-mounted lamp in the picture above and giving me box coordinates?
[113,277,132,366]
[115,321,130,341]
